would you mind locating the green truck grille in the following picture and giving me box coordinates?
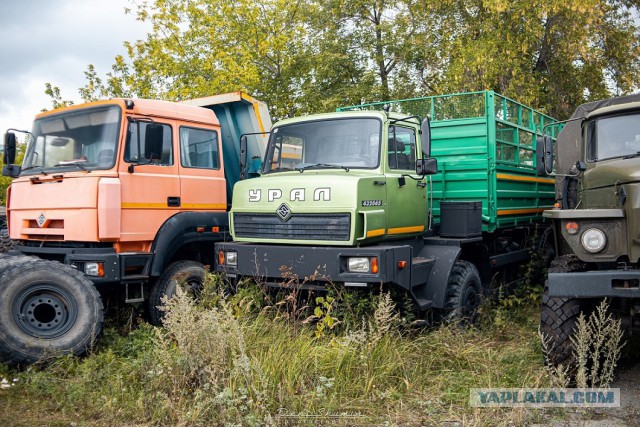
[234,213,351,241]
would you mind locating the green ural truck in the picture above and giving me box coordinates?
[216,91,557,318]
[539,94,640,367]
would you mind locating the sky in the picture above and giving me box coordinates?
[0,0,150,135]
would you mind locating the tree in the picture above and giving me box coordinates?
[50,0,640,119]
[417,0,640,118]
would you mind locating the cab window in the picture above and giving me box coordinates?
[180,127,220,169]
[388,126,416,170]
[125,121,173,165]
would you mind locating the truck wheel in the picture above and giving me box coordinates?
[540,255,589,371]
[0,260,104,365]
[540,291,586,370]
[148,260,206,325]
[442,261,482,323]
[0,229,16,254]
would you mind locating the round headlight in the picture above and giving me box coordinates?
[581,228,607,253]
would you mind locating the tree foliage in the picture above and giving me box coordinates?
[55,0,640,119]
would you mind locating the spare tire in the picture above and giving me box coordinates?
[0,259,104,365]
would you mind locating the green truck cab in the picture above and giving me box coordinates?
[539,94,640,368]
[217,91,556,318]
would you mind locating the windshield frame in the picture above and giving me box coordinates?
[585,112,640,162]
[261,116,383,174]
[21,104,123,175]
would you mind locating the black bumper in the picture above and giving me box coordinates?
[14,245,151,285]
[548,270,640,298]
[216,241,413,290]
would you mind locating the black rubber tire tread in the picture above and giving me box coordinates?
[0,253,41,271]
[0,259,104,365]
[148,260,206,325]
[540,255,588,371]
[536,225,556,269]
[0,229,16,254]
[442,260,482,323]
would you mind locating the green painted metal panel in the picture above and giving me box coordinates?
[339,91,557,233]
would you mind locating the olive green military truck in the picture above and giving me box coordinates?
[539,94,640,368]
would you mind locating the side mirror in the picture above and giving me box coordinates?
[536,135,554,176]
[420,117,431,157]
[416,158,438,176]
[239,135,248,180]
[4,132,17,165]
[2,164,21,177]
[144,124,164,160]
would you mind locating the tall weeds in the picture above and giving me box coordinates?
[3,277,553,426]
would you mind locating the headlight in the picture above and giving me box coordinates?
[348,257,370,273]
[226,251,238,266]
[84,262,104,277]
[581,228,607,253]
[347,257,378,274]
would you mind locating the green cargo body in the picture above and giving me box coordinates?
[338,91,558,232]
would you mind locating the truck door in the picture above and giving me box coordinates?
[385,125,427,236]
[177,125,226,212]
[118,119,180,242]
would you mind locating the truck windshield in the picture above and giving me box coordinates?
[589,113,640,161]
[21,106,122,174]
[262,117,381,173]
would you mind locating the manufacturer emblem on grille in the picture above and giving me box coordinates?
[36,213,46,228]
[276,203,292,222]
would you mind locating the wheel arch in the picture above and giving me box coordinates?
[150,211,229,277]
[415,244,461,308]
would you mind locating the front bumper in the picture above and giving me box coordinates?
[216,241,413,289]
[14,244,151,285]
[548,270,640,298]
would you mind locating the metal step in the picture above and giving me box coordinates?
[121,274,149,282]
[125,282,145,304]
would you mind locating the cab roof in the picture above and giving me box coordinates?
[36,98,219,126]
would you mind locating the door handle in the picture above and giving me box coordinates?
[167,197,181,207]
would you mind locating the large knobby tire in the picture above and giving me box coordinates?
[0,229,16,254]
[0,259,104,365]
[148,260,206,325]
[540,255,589,371]
[443,260,482,324]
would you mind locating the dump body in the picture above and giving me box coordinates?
[339,91,557,232]
[182,92,271,206]
[217,92,556,312]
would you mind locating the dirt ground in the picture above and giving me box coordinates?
[535,359,640,427]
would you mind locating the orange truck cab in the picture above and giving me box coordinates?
[0,93,270,364]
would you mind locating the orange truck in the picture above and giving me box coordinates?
[0,93,270,364]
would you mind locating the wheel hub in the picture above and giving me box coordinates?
[13,284,77,338]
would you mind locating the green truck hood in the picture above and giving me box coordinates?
[230,170,393,245]
[584,157,640,189]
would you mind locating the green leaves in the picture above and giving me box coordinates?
[53,0,640,120]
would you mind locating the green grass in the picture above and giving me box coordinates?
[0,279,554,426]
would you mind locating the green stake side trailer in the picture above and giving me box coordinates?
[216,91,557,318]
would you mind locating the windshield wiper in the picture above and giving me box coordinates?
[20,166,47,175]
[295,163,350,172]
[263,167,295,174]
[53,161,89,171]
